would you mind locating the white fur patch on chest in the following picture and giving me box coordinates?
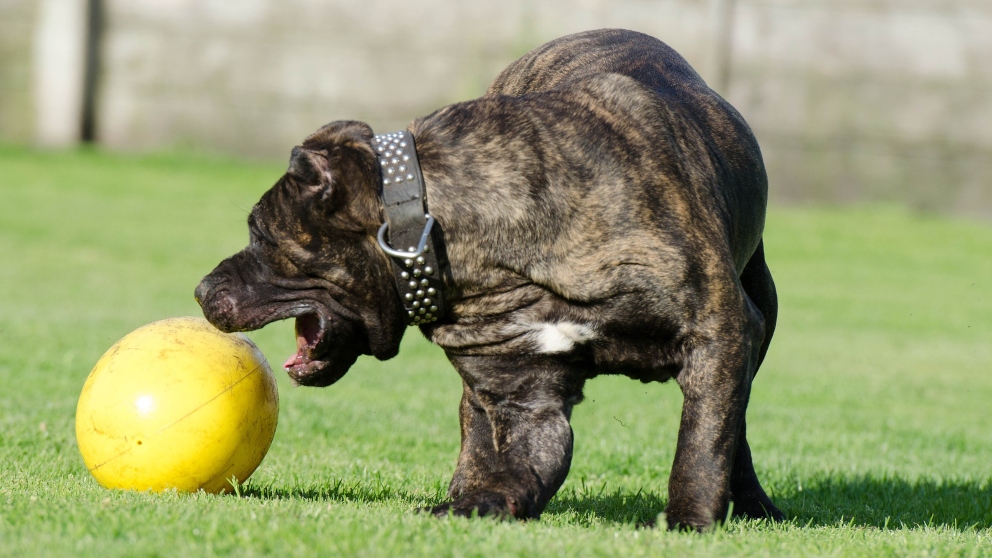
[529,322,598,354]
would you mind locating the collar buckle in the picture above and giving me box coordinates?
[376,214,435,259]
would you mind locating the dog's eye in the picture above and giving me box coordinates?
[248,214,274,248]
[249,226,275,249]
[248,223,263,247]
[249,226,275,252]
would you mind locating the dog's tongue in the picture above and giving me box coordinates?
[284,314,322,370]
[283,353,302,369]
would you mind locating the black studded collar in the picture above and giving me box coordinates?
[373,131,444,326]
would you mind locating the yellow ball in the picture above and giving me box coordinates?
[76,317,279,493]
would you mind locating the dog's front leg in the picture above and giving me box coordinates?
[665,300,765,531]
[430,355,584,520]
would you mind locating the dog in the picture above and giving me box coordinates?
[195,28,783,530]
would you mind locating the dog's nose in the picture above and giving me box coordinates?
[193,276,215,308]
[194,276,239,331]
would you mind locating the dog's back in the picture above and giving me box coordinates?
[487,28,704,98]
[486,29,768,271]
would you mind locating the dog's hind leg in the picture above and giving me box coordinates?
[741,241,777,371]
[429,356,584,520]
[729,240,785,521]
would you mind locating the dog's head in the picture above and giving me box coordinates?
[195,121,406,386]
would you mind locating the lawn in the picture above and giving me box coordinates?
[1,145,990,556]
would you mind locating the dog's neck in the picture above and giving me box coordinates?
[373,131,445,327]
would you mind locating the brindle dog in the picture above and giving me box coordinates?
[195,28,784,530]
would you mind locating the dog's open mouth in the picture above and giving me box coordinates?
[283,312,329,377]
[279,310,362,387]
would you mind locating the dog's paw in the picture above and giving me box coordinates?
[425,491,520,520]
[661,504,719,532]
[731,493,786,522]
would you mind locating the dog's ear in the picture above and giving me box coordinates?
[302,120,374,151]
[284,121,381,229]
[286,146,336,205]
[287,146,326,184]
[287,121,377,198]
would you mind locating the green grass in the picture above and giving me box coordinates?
[1,144,991,556]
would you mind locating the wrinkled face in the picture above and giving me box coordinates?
[195,121,405,386]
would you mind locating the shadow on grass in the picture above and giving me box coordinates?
[782,475,992,530]
[541,475,992,530]
[238,475,666,524]
[236,476,445,509]
[545,482,666,526]
[237,474,992,531]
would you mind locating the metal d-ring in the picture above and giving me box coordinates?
[377,214,435,259]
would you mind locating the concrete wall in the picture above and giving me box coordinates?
[730,0,992,216]
[3,0,991,217]
[92,0,723,157]
[0,0,37,143]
